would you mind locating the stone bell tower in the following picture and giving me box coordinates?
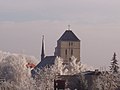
[55,26,80,64]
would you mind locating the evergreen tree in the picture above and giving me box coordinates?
[110,53,119,73]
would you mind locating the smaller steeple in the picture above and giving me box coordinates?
[41,35,45,61]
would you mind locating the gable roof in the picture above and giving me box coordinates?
[35,56,56,69]
[34,56,56,69]
[58,30,80,41]
[31,56,56,77]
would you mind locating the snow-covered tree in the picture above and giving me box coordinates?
[61,56,94,75]
[95,71,120,90]
[0,51,38,90]
[0,51,92,90]
[62,56,82,75]
[110,53,119,73]
[93,53,120,90]
[34,56,89,90]
[34,67,55,90]
[33,57,63,90]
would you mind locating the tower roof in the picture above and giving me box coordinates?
[58,30,80,41]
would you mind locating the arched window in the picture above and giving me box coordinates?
[69,42,70,46]
[71,49,73,56]
[65,49,67,55]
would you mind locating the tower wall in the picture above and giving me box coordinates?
[54,30,81,64]
[56,41,80,63]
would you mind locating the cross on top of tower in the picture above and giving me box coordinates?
[67,25,71,30]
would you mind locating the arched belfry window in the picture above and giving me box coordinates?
[65,49,67,55]
[71,49,73,56]
[69,42,70,46]
[71,42,73,46]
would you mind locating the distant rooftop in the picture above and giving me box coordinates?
[58,30,80,41]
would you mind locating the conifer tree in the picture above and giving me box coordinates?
[110,53,119,73]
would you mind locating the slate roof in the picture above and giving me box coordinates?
[31,56,56,77]
[58,30,80,41]
[36,56,56,69]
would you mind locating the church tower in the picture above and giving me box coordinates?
[41,35,45,61]
[55,27,80,64]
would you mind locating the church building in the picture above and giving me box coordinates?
[32,27,80,71]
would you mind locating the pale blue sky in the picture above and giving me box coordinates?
[0,0,120,69]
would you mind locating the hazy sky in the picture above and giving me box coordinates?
[0,0,120,69]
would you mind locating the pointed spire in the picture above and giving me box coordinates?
[114,52,116,56]
[41,35,45,61]
[113,52,116,60]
